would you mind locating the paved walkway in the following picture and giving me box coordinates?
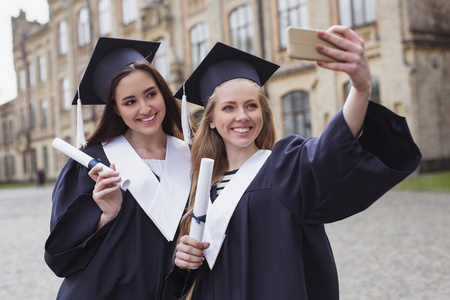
[0,185,62,300]
[0,186,448,299]
[326,190,450,299]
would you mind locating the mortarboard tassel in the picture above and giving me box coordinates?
[181,83,192,147]
[76,92,87,149]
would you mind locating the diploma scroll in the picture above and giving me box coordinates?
[52,138,130,191]
[189,158,214,243]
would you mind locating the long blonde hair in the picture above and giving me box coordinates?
[177,78,277,269]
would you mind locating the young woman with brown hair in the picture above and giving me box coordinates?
[45,37,192,300]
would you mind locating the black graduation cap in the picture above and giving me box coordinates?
[174,42,280,107]
[72,37,160,105]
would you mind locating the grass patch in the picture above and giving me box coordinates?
[396,171,450,191]
[0,181,55,190]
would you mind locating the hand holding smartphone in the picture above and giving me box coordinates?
[286,27,343,62]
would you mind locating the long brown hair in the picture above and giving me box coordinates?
[178,78,276,254]
[87,61,186,145]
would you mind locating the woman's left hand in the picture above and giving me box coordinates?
[315,25,372,95]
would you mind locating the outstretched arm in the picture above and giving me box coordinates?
[315,25,372,137]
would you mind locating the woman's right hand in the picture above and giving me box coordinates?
[175,235,210,269]
[89,163,123,229]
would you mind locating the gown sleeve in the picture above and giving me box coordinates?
[44,146,116,277]
[163,265,204,300]
[271,101,421,224]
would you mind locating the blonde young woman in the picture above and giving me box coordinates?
[165,26,421,300]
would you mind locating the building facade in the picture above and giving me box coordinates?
[1,0,449,183]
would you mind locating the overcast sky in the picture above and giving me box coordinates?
[0,1,49,105]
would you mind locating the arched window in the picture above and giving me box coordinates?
[78,7,91,47]
[39,54,47,83]
[59,20,68,55]
[282,90,311,137]
[344,76,380,103]
[99,0,112,35]
[278,0,309,49]
[230,5,254,53]
[122,0,137,25]
[190,23,209,69]
[193,109,205,125]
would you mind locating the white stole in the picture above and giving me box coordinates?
[203,150,271,269]
[102,135,191,241]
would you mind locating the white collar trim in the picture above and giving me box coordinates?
[203,150,271,269]
[102,135,191,241]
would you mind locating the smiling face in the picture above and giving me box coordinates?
[210,78,263,157]
[114,69,166,140]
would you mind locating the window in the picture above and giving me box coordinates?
[370,76,380,103]
[11,156,16,176]
[155,38,170,80]
[190,23,209,69]
[59,20,68,55]
[122,0,137,25]
[30,103,37,129]
[19,69,26,91]
[78,7,91,47]
[41,100,48,127]
[230,5,254,53]
[21,108,28,131]
[31,149,37,173]
[99,0,112,35]
[22,151,27,173]
[9,120,14,141]
[4,156,15,177]
[61,77,71,111]
[282,90,311,137]
[344,76,380,103]
[3,157,6,177]
[43,146,49,172]
[29,61,36,87]
[2,122,6,144]
[338,0,377,27]
[39,54,47,82]
[278,0,309,49]
[344,81,351,103]
[193,109,205,125]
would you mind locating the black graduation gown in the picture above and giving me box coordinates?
[166,102,421,300]
[45,144,178,300]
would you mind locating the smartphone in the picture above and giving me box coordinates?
[286,27,343,62]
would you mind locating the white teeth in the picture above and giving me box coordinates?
[141,115,155,121]
[233,128,250,133]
